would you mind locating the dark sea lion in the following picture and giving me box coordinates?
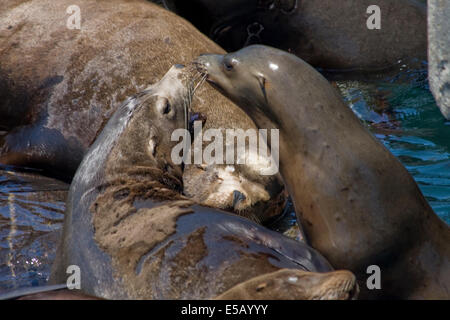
[195,45,450,299]
[164,0,427,71]
[49,65,358,300]
[0,0,284,222]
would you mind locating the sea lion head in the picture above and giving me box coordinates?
[195,45,296,128]
[216,269,359,300]
[84,64,200,187]
[137,64,194,179]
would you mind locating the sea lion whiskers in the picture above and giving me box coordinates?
[183,67,207,132]
[192,73,208,95]
[183,65,203,109]
[192,60,208,77]
[175,65,208,164]
[186,64,208,98]
[187,73,208,121]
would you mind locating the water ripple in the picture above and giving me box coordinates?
[0,170,67,292]
[337,69,450,224]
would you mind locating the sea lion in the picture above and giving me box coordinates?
[163,0,427,71]
[49,64,358,300]
[215,269,358,300]
[195,45,450,299]
[0,0,285,222]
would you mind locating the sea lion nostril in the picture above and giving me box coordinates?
[233,190,247,208]
[192,60,208,75]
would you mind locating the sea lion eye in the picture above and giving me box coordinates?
[157,97,173,116]
[223,60,234,71]
[162,100,171,114]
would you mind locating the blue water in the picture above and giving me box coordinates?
[337,68,450,223]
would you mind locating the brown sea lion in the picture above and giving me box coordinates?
[163,0,427,71]
[0,0,284,222]
[49,65,358,300]
[215,269,358,300]
[195,45,450,299]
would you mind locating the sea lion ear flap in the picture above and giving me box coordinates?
[148,128,159,157]
[257,75,268,102]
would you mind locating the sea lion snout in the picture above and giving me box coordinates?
[195,53,247,105]
[195,54,224,82]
